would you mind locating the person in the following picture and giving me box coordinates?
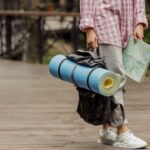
[79,0,148,149]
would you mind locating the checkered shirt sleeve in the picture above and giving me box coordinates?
[79,0,96,31]
[134,0,148,29]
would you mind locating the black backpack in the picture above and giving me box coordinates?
[76,87,117,125]
[67,49,125,126]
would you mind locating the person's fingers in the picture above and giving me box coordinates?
[133,31,137,40]
[95,38,99,48]
[87,39,97,49]
[137,32,144,40]
[133,27,144,41]
[87,40,94,48]
[86,29,98,49]
[87,40,90,46]
[91,38,97,48]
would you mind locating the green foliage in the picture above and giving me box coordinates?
[144,28,150,44]
[77,32,86,49]
[144,0,150,44]
[146,0,150,13]
[43,48,66,64]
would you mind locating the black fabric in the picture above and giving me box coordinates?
[76,87,117,125]
[66,49,106,68]
[66,49,125,126]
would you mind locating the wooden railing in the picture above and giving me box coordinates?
[0,10,79,17]
[0,11,80,63]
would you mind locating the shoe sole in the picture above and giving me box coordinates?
[97,139,115,145]
[113,142,148,149]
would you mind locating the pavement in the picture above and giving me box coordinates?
[0,59,150,150]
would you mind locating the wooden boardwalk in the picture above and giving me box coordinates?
[0,59,150,150]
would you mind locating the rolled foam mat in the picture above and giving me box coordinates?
[49,55,121,96]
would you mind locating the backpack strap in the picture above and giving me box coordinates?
[58,58,67,80]
[87,67,98,90]
[71,64,78,86]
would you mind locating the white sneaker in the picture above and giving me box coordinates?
[113,130,148,149]
[98,128,117,145]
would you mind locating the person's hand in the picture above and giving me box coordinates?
[85,28,98,49]
[133,24,144,40]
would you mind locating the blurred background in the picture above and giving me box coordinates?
[0,1,149,149]
[0,0,149,64]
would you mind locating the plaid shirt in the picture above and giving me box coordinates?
[80,0,148,48]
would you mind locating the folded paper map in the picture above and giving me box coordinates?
[123,36,150,83]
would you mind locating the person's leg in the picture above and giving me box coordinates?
[98,44,128,129]
[98,44,128,145]
[102,124,128,134]
[98,44,147,148]
[102,124,112,130]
